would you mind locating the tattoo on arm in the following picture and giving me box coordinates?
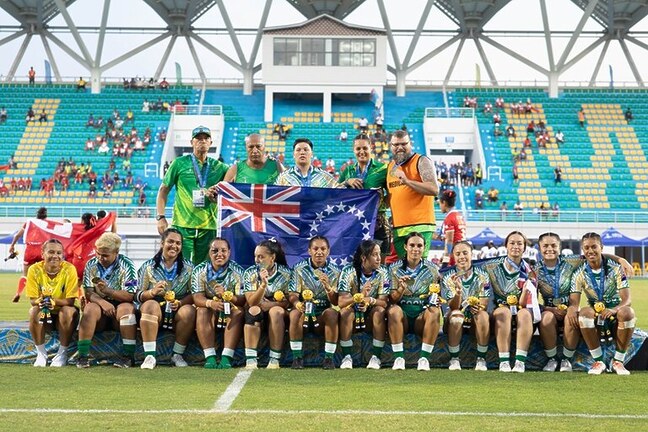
[418,156,438,184]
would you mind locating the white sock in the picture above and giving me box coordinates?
[290,341,303,351]
[324,342,337,355]
[173,342,186,355]
[57,345,68,355]
[36,344,47,357]
[203,348,217,358]
[143,342,156,353]
[544,347,557,358]
[222,348,235,358]
[421,343,434,355]
[391,342,404,354]
[372,339,385,348]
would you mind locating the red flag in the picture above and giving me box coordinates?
[23,219,74,265]
[66,212,117,277]
[0,164,11,172]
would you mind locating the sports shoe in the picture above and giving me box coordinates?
[204,356,218,369]
[76,355,90,369]
[291,357,304,370]
[499,361,511,372]
[340,354,353,369]
[417,357,430,371]
[218,357,232,369]
[588,361,606,375]
[171,353,188,367]
[392,357,406,370]
[113,355,134,368]
[266,358,280,369]
[33,354,47,367]
[559,359,572,372]
[611,360,630,376]
[475,358,487,371]
[512,360,525,373]
[50,352,68,367]
[366,355,381,370]
[448,358,461,371]
[141,355,156,370]
[245,359,258,370]
[543,358,558,372]
[322,357,335,370]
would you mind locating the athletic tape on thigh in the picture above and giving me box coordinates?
[140,313,158,324]
[245,308,263,325]
[120,313,137,326]
[618,318,636,330]
[578,316,595,328]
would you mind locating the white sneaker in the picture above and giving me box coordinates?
[611,360,630,376]
[266,358,280,369]
[512,360,525,373]
[141,355,156,370]
[171,353,188,367]
[448,358,462,371]
[499,361,511,372]
[245,359,258,370]
[475,357,487,371]
[392,357,405,370]
[543,358,558,372]
[417,357,430,371]
[559,359,572,372]
[340,354,353,370]
[33,354,47,367]
[588,360,606,375]
[366,355,381,370]
[50,352,68,367]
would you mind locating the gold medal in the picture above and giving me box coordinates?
[594,302,605,313]
[557,304,568,311]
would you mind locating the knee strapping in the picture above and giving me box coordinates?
[579,316,595,328]
[449,313,465,325]
[618,318,636,330]
[245,309,263,326]
[120,313,136,326]
[140,313,158,324]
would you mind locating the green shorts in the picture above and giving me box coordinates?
[401,303,425,333]
[173,226,216,265]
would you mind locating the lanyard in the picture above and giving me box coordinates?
[207,262,227,283]
[585,259,606,301]
[295,167,313,187]
[191,154,210,188]
[355,160,372,180]
[541,259,562,299]
[97,260,117,281]
[161,260,178,281]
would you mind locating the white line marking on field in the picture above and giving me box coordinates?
[212,370,253,412]
[1,408,648,420]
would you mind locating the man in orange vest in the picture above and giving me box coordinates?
[386,130,439,259]
[28,67,35,85]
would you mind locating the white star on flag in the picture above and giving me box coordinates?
[335,202,346,212]
[309,221,319,232]
[355,209,365,219]
[339,257,349,266]
[324,205,335,215]
[315,211,325,221]
[363,232,371,240]
[361,220,371,230]
[347,205,357,214]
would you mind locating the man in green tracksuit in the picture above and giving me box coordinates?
[223,133,284,184]
[156,125,228,265]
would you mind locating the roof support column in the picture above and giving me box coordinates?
[7,33,32,81]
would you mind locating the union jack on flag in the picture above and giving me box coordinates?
[216,182,381,267]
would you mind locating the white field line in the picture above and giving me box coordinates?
[0,408,647,420]
[212,370,253,412]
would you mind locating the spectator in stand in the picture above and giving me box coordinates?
[474,163,483,185]
[514,200,524,216]
[495,97,504,110]
[552,203,560,218]
[512,163,519,184]
[493,124,503,137]
[124,171,133,188]
[487,186,499,203]
[625,107,634,124]
[76,77,86,91]
[506,124,516,138]
[85,137,94,151]
[500,202,508,220]
[25,177,32,191]
[98,141,110,154]
[38,109,48,123]
[159,128,167,142]
[374,114,384,132]
[578,108,585,128]
[138,189,146,206]
[555,130,565,145]
[0,106,7,124]
[511,147,520,163]
[474,186,484,209]
[124,109,134,125]
[159,77,170,90]
[358,116,369,133]
[28,66,35,84]
[483,101,493,114]
[325,157,336,174]
[163,161,170,175]
[26,107,35,123]
[493,112,501,126]
[554,166,562,184]
[142,99,150,113]
[95,116,104,129]
[523,136,532,148]
[339,130,348,141]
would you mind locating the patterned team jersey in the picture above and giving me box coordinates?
[441,266,491,303]
[570,257,628,308]
[191,260,245,297]
[275,166,339,188]
[480,257,535,306]
[25,261,79,313]
[137,258,193,305]
[83,254,137,305]
[289,259,341,308]
[242,264,292,299]
[534,255,583,307]
[389,259,440,306]
[337,264,390,298]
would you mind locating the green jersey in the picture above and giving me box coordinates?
[163,154,228,230]
[83,255,137,306]
[481,257,535,306]
[338,159,388,213]
[534,255,583,306]
[136,258,193,305]
[441,266,492,302]
[570,257,628,308]
[191,260,245,297]
[337,264,390,297]
[235,159,280,184]
[289,258,341,308]
[389,259,440,306]
[242,264,292,299]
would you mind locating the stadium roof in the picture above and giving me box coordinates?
[0,0,647,91]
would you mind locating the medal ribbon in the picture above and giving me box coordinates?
[585,258,606,302]
[191,154,210,188]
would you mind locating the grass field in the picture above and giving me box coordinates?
[2,272,648,431]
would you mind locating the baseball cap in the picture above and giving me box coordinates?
[192,125,211,139]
